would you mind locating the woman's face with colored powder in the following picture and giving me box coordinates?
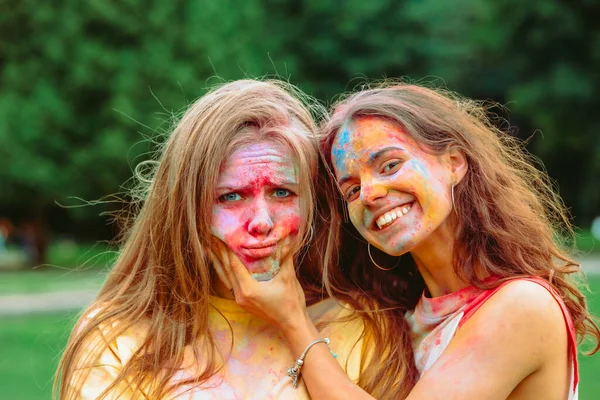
[211,140,301,281]
[331,116,455,256]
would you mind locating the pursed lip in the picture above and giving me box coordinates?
[243,240,278,249]
[239,240,278,258]
[368,200,415,230]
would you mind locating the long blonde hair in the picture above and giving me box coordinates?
[320,82,600,398]
[55,79,340,399]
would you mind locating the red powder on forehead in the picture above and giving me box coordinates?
[249,173,290,190]
[218,158,296,191]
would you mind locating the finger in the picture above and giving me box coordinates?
[211,238,259,299]
[271,238,306,305]
[208,242,233,291]
[275,237,296,279]
[213,239,243,295]
[212,237,248,297]
[224,247,257,289]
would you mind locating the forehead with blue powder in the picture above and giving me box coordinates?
[331,120,354,174]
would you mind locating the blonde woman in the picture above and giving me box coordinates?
[55,80,418,399]
[223,83,600,399]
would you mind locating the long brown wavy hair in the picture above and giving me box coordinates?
[320,82,600,398]
[54,79,342,399]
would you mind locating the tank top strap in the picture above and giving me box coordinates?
[458,277,579,393]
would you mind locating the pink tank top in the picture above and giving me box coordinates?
[405,277,579,399]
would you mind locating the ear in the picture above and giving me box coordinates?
[448,146,468,184]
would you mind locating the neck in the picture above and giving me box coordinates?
[410,220,468,297]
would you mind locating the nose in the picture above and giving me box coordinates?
[360,178,387,206]
[247,197,274,236]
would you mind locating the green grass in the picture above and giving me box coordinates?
[578,275,600,397]
[0,312,77,400]
[0,278,599,400]
[0,241,113,294]
[0,269,107,294]
[0,240,116,272]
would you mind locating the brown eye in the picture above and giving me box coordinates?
[345,185,360,201]
[382,160,401,173]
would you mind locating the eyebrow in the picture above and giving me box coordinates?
[337,146,406,186]
[367,146,406,165]
[216,178,299,191]
[337,175,353,188]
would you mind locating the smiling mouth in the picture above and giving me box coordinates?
[374,202,414,230]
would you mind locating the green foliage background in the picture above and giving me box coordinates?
[1,0,599,237]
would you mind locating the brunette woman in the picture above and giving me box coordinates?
[222,83,599,399]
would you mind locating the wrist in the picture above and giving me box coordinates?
[276,306,311,331]
[279,309,313,333]
[280,312,321,358]
[287,337,335,389]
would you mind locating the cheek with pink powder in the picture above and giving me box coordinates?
[211,195,302,280]
[212,210,301,260]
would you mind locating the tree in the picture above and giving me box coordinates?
[1,0,598,260]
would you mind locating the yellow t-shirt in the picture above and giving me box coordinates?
[70,296,364,399]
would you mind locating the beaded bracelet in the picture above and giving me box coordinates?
[287,337,338,388]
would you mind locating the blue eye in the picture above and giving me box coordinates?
[219,193,242,202]
[273,189,291,198]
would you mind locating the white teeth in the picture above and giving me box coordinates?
[375,203,413,229]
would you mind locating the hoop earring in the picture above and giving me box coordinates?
[308,226,314,243]
[368,243,400,271]
[451,182,457,215]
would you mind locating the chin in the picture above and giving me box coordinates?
[246,258,281,282]
[251,266,280,281]
[251,270,279,282]
[378,236,416,257]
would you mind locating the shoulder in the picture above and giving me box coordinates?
[309,298,364,339]
[405,280,570,398]
[66,306,151,399]
[75,304,151,366]
[473,279,566,329]
[308,297,359,323]
[459,279,568,365]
